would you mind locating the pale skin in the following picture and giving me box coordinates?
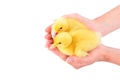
[45,5,120,69]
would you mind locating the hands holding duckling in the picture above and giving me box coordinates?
[50,17,101,57]
[45,6,120,69]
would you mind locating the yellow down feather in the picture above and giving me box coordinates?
[51,29,101,57]
[51,17,88,38]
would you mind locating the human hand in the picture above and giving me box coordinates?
[45,25,68,61]
[45,13,107,69]
[66,44,106,69]
[45,28,105,69]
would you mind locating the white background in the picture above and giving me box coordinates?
[0,0,120,80]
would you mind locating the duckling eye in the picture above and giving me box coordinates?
[58,42,61,44]
[59,27,62,29]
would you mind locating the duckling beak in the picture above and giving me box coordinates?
[50,44,56,49]
[51,31,57,38]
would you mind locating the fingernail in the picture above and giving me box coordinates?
[66,58,73,63]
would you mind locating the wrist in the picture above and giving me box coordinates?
[100,45,111,62]
[97,45,109,61]
[101,45,120,65]
[93,5,120,36]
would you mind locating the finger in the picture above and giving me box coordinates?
[63,13,89,22]
[66,56,84,63]
[45,39,53,48]
[47,39,53,44]
[66,56,82,69]
[63,13,80,18]
[51,48,68,61]
[45,25,52,33]
[45,34,52,39]
[63,13,100,32]
[45,43,52,48]
[66,56,92,69]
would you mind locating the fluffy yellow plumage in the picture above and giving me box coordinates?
[50,17,101,57]
[51,29,101,57]
[51,17,88,38]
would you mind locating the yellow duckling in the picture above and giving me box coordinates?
[51,17,88,38]
[50,29,101,57]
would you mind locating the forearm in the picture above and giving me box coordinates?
[94,6,120,65]
[103,45,120,65]
[94,5,120,36]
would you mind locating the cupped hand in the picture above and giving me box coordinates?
[45,13,106,69]
[45,25,68,61]
[66,45,106,69]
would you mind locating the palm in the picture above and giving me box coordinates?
[45,25,68,61]
[66,45,105,69]
[45,14,105,69]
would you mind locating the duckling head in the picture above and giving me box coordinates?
[51,17,69,38]
[51,32,72,49]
